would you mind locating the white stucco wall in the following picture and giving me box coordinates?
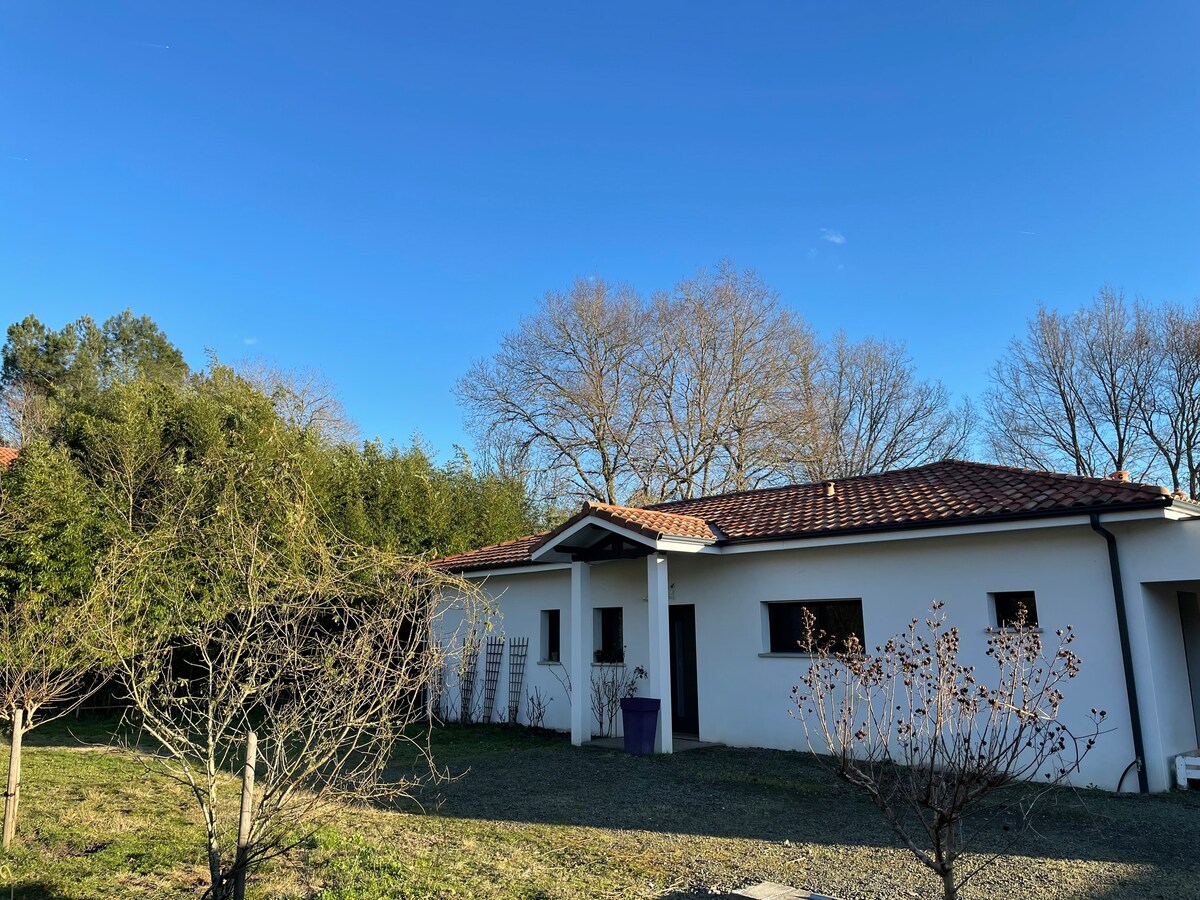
[441,513,1200,792]
[1105,517,1200,789]
[438,562,652,736]
[437,569,570,730]
[676,525,1142,789]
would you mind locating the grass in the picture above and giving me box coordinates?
[3,719,1200,898]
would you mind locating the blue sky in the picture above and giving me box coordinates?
[3,3,1197,455]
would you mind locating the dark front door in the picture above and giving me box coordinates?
[1179,592,1200,746]
[669,604,699,737]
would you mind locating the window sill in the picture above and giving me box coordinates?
[987,627,1045,634]
[536,660,630,667]
[757,652,814,659]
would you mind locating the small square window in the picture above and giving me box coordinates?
[765,599,864,653]
[993,591,1038,629]
[541,609,561,662]
[593,607,624,663]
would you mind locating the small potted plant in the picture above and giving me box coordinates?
[618,666,657,755]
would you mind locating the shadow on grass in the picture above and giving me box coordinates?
[9,883,78,900]
[387,725,1200,887]
[26,718,1200,898]
[19,713,140,753]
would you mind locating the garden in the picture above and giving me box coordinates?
[6,719,1199,899]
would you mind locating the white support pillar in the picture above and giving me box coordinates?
[647,552,673,754]
[570,561,591,746]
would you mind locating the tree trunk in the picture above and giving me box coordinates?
[207,840,223,900]
[3,708,23,850]
[232,729,257,900]
[941,868,957,900]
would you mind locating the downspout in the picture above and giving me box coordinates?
[1090,513,1150,793]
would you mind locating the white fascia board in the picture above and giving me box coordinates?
[1164,501,1200,520]
[466,538,709,577]
[1096,507,1174,523]
[711,507,1173,555]
[655,536,715,554]
[531,515,658,561]
[461,562,572,580]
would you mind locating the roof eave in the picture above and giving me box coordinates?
[713,498,1175,547]
[437,495,1178,576]
[531,512,715,562]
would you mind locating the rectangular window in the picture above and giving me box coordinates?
[594,607,624,663]
[993,591,1038,629]
[541,609,561,662]
[766,599,864,654]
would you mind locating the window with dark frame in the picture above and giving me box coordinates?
[541,609,561,662]
[766,599,864,653]
[595,607,624,663]
[993,591,1038,629]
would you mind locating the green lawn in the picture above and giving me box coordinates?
[3,720,1199,899]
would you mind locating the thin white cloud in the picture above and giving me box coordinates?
[820,228,846,245]
[243,337,258,346]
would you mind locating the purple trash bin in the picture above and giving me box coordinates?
[620,697,660,755]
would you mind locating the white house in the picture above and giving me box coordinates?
[434,460,1200,793]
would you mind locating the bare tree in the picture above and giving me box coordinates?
[986,288,1155,479]
[1136,302,1200,498]
[237,360,358,445]
[986,306,1093,475]
[91,459,485,899]
[792,601,1104,900]
[1073,289,1156,478]
[803,334,972,480]
[0,381,56,449]
[640,263,820,499]
[0,589,110,849]
[459,265,974,505]
[458,278,653,504]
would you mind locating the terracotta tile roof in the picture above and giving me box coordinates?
[0,448,17,469]
[434,460,1174,573]
[432,503,715,574]
[563,501,716,542]
[432,532,551,573]
[646,459,1171,542]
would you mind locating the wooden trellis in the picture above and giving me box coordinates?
[507,637,529,724]
[460,638,480,724]
[428,657,446,723]
[481,636,505,723]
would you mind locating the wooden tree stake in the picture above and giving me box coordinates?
[3,708,24,850]
[232,729,257,900]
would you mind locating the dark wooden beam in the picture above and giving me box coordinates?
[554,544,595,555]
[570,547,652,562]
